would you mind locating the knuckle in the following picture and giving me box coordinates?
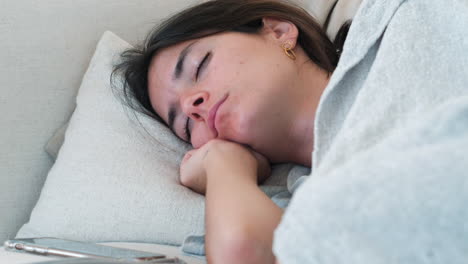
[179,170,188,184]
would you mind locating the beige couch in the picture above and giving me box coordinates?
[0,0,359,262]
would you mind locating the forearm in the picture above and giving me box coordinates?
[205,167,283,264]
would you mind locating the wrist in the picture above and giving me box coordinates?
[201,140,259,185]
[206,164,257,185]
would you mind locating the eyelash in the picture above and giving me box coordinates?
[183,52,211,142]
[196,52,210,80]
[183,117,191,142]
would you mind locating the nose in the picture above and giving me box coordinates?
[181,91,209,121]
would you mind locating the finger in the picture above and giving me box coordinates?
[182,152,193,164]
[180,148,207,177]
[182,148,199,164]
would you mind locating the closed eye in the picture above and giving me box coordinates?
[196,52,211,80]
[182,52,211,142]
[183,117,191,142]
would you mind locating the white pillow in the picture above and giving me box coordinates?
[16,31,205,245]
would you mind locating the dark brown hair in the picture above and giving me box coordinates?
[111,0,351,124]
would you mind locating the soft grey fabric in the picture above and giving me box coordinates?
[0,0,203,244]
[274,0,468,263]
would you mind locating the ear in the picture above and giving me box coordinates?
[261,17,299,48]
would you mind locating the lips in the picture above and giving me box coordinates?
[208,93,228,137]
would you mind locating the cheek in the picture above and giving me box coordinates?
[216,98,255,143]
[219,78,287,143]
[210,50,251,81]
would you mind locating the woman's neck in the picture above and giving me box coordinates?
[281,62,331,167]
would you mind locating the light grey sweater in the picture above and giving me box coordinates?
[273,0,468,263]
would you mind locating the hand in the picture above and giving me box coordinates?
[179,139,271,195]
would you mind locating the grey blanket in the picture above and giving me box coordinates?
[273,0,468,263]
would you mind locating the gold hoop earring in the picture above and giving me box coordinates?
[281,42,296,60]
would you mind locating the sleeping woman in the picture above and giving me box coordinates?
[111,0,468,263]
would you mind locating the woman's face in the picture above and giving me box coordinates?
[147,21,303,160]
